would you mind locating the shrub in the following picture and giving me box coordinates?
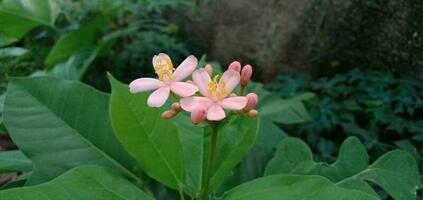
[269,69,423,170]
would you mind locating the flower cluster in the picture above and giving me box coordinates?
[129,53,258,124]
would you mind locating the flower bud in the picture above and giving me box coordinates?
[161,110,177,119]
[229,93,237,97]
[247,109,258,117]
[241,64,253,87]
[243,93,258,112]
[205,64,213,76]
[228,61,241,72]
[171,102,181,112]
[191,105,207,124]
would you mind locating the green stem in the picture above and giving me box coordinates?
[179,189,186,200]
[239,86,245,96]
[171,92,180,101]
[199,123,218,200]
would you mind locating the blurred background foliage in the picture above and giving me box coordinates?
[0,0,422,195]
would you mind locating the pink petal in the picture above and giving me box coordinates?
[191,105,207,124]
[228,61,241,72]
[129,78,162,93]
[192,69,211,96]
[207,104,225,121]
[147,87,170,107]
[180,96,213,112]
[170,82,198,97]
[173,55,198,81]
[218,96,247,110]
[220,69,240,94]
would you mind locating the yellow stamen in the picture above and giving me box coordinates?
[154,55,174,81]
[208,75,230,100]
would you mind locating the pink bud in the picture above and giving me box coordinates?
[229,93,237,97]
[171,102,181,112]
[161,110,177,119]
[191,106,207,124]
[247,109,258,117]
[243,93,258,112]
[228,61,241,72]
[241,64,253,87]
[205,64,213,76]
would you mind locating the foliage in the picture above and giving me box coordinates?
[221,175,377,200]
[0,0,60,38]
[265,137,421,200]
[4,76,137,185]
[0,74,321,199]
[0,150,31,173]
[0,165,152,199]
[269,69,423,165]
[0,0,190,93]
[0,1,421,200]
[0,0,189,132]
[1,73,417,199]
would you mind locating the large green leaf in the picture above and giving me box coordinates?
[0,150,32,173]
[0,165,152,199]
[265,137,422,200]
[207,115,259,193]
[45,15,107,67]
[4,76,137,185]
[109,75,186,191]
[0,0,61,38]
[255,117,287,149]
[221,174,378,200]
[217,146,274,195]
[173,114,204,197]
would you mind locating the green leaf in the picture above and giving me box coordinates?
[255,117,287,149]
[4,76,137,185]
[217,146,274,195]
[173,114,204,197]
[109,74,185,190]
[0,0,61,38]
[0,93,4,126]
[265,137,422,200]
[0,165,152,200]
[0,33,18,46]
[207,115,259,192]
[0,47,28,57]
[221,175,378,200]
[45,15,107,67]
[0,150,32,173]
[48,47,98,80]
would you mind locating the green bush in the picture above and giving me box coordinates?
[269,69,423,169]
[0,0,190,93]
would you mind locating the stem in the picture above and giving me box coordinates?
[199,123,218,200]
[239,86,245,96]
[171,92,180,101]
[179,189,186,200]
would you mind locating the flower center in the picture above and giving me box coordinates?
[208,75,230,100]
[154,55,174,82]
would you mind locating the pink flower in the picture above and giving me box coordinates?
[180,68,247,121]
[129,53,199,107]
